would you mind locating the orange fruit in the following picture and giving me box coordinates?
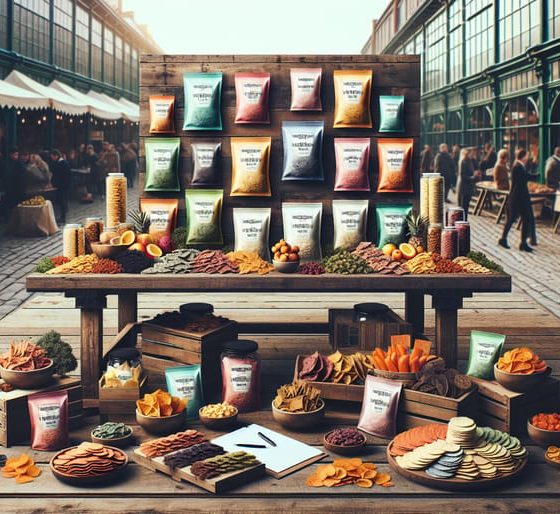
[399,243,417,260]
[391,249,403,261]
[279,254,288,262]
[128,242,146,253]
[146,244,163,258]
[136,233,152,246]
[288,253,299,261]
[120,230,136,246]
[382,243,397,256]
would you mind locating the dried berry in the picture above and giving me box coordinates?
[325,428,365,446]
[92,258,124,274]
[50,255,70,267]
[298,262,325,275]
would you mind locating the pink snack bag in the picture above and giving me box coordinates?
[357,375,402,439]
[28,390,68,451]
[290,68,322,111]
[234,72,270,124]
[334,138,371,191]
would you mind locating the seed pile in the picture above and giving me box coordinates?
[191,250,238,274]
[298,262,325,275]
[46,254,98,274]
[353,242,409,275]
[142,248,200,274]
[405,252,436,274]
[139,430,208,458]
[92,422,131,440]
[324,251,372,275]
[114,250,152,274]
[453,257,492,274]
[190,451,260,479]
[227,251,274,274]
[92,258,123,274]
[163,443,225,469]
[52,442,127,477]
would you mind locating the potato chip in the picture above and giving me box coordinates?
[136,389,186,417]
[497,346,548,375]
[272,381,322,413]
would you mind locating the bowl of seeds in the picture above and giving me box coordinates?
[91,422,133,448]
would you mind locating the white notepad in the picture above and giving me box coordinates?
[212,423,325,478]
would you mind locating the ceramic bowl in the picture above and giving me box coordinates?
[91,427,134,448]
[527,419,560,447]
[136,410,186,435]
[271,399,325,431]
[494,364,550,393]
[323,430,367,456]
[273,259,300,274]
[0,360,54,389]
[198,408,239,431]
[90,242,129,259]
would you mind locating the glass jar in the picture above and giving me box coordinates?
[105,347,142,386]
[428,173,444,224]
[221,340,261,412]
[84,217,104,253]
[455,221,471,256]
[106,173,127,229]
[427,223,443,254]
[446,206,465,227]
[419,175,430,220]
[63,223,85,259]
[441,226,458,260]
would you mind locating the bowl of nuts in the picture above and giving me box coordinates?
[199,403,239,431]
[323,428,367,456]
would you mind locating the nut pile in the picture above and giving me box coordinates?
[92,258,123,274]
[139,430,207,458]
[200,403,237,418]
[325,428,365,447]
[163,442,225,469]
[227,251,274,274]
[324,251,372,275]
[298,262,325,275]
[142,248,200,274]
[190,451,260,479]
[353,242,409,275]
[46,254,98,274]
[454,256,492,274]
[191,250,238,274]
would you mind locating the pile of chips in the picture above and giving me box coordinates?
[410,358,474,399]
[52,442,126,477]
[102,361,142,388]
[136,389,187,417]
[497,347,548,374]
[191,250,238,274]
[298,350,373,385]
[190,451,260,480]
[0,341,51,371]
[390,424,448,457]
[546,446,560,463]
[139,430,207,458]
[306,459,393,488]
[273,381,322,413]
[227,251,274,275]
[1,454,41,484]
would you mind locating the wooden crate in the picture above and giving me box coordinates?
[0,377,82,447]
[98,375,147,423]
[141,319,238,403]
[469,376,559,435]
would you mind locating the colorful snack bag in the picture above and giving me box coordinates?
[358,375,402,439]
[234,72,270,124]
[334,137,370,191]
[379,95,405,132]
[233,208,271,261]
[281,121,324,181]
[149,95,175,134]
[185,189,224,245]
[290,68,322,111]
[165,365,203,419]
[144,137,180,192]
[332,199,368,251]
[183,72,223,131]
[465,330,506,380]
[376,204,412,247]
[28,390,68,451]
[230,137,271,196]
[140,198,178,243]
[333,69,373,128]
[191,141,221,186]
[282,202,322,262]
[377,138,414,193]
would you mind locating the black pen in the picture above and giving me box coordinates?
[257,431,277,447]
[235,443,267,449]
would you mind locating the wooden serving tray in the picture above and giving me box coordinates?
[386,441,528,491]
[132,448,265,493]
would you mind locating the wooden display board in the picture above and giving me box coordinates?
[139,54,420,245]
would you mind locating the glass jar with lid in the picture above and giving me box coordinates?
[221,340,261,412]
[105,348,142,386]
[63,223,85,259]
[427,223,443,254]
[441,225,458,260]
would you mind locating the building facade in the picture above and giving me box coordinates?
[0,0,161,153]
[362,0,560,178]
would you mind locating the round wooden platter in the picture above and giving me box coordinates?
[386,441,528,491]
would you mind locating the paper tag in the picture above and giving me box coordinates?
[38,404,61,429]
[230,364,252,393]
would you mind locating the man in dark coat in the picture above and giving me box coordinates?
[420,144,434,175]
[456,148,475,219]
[545,147,560,190]
[50,148,71,223]
[498,149,534,252]
[434,143,456,203]
[2,148,27,213]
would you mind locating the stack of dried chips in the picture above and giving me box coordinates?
[272,381,322,413]
[139,430,207,458]
[52,442,126,477]
[190,451,260,480]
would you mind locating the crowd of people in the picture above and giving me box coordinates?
[420,143,560,253]
[1,141,138,224]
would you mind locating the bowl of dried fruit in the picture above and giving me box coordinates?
[272,240,300,273]
[323,428,367,456]
[527,414,560,447]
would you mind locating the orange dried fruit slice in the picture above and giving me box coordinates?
[120,230,136,246]
[323,478,340,487]
[306,474,324,487]
[15,475,35,484]
[374,472,392,485]
[334,468,347,480]
[356,478,373,488]
[25,465,41,478]
[362,469,377,479]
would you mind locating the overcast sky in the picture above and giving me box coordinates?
[122,0,389,54]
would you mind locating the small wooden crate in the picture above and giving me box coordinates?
[0,377,82,447]
[98,375,147,423]
[469,376,559,435]
[141,318,238,403]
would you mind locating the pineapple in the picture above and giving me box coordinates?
[128,209,152,245]
[406,212,428,250]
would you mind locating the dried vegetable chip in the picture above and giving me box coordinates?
[453,257,492,274]
[139,430,207,458]
[0,341,50,371]
[226,251,274,275]
[410,358,474,399]
[1,454,41,484]
[497,347,547,374]
[163,442,225,469]
[92,422,132,440]
[328,351,373,384]
[190,451,260,480]
[352,242,409,275]
[191,250,238,274]
[51,442,126,477]
[371,336,437,374]
[389,424,448,457]
[273,381,322,413]
[142,248,200,274]
[46,254,98,274]
[103,359,142,388]
[136,389,186,417]
[306,459,393,488]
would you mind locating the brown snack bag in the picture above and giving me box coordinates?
[333,70,373,128]
[358,375,402,439]
[377,138,414,193]
[140,198,179,243]
[28,390,68,451]
[230,137,271,196]
[149,95,175,134]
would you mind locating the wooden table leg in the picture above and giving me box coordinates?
[473,190,486,216]
[496,196,507,224]
[405,291,424,336]
[71,293,106,407]
[430,293,466,368]
[118,291,138,331]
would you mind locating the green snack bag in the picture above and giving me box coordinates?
[185,189,224,245]
[165,365,203,419]
[183,72,223,131]
[466,330,506,380]
[379,95,405,132]
[144,138,180,191]
[376,204,412,247]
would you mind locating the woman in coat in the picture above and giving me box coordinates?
[456,148,475,220]
[493,149,510,191]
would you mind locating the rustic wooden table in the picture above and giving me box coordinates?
[26,273,511,407]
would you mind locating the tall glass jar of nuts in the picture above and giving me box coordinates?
[63,223,85,259]
[427,223,443,254]
[106,173,127,229]
[84,217,104,252]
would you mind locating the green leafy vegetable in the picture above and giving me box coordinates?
[36,331,78,376]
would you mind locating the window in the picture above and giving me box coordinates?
[114,35,123,88]
[550,94,560,162]
[448,0,463,84]
[131,47,139,92]
[465,0,493,75]
[423,114,446,149]
[501,70,539,95]
[54,0,73,71]
[123,42,131,91]
[91,17,102,81]
[0,0,8,49]
[551,0,560,40]
[499,0,540,61]
[447,111,463,146]
[13,0,50,62]
[375,13,394,52]
[104,27,114,85]
[75,5,89,77]
[552,60,560,83]
[466,105,493,149]
[425,10,446,92]
[398,0,406,30]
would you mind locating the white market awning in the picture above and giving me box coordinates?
[5,70,88,115]
[0,78,50,110]
[87,91,139,122]
[50,80,122,120]
[118,97,140,122]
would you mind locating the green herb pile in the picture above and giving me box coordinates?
[467,251,504,273]
[34,257,55,273]
[323,251,372,275]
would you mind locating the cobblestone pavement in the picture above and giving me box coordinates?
[0,191,558,320]
[0,186,140,319]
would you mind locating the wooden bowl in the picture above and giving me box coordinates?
[527,420,560,447]
[271,399,325,431]
[90,242,129,259]
[50,445,128,486]
[544,453,560,468]
[373,368,417,386]
[0,360,54,389]
[91,427,134,448]
[136,410,186,435]
[273,259,300,274]
[323,430,366,456]
[494,364,551,393]
[198,408,239,431]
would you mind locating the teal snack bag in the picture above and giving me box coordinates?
[165,365,203,419]
[144,137,180,191]
[379,95,405,132]
[376,204,412,247]
[465,330,506,380]
[183,72,223,131]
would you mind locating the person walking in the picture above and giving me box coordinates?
[498,148,534,252]
[456,148,475,220]
[50,149,71,224]
[4,148,27,210]
[24,153,51,197]
[480,143,497,179]
[121,143,138,188]
[420,144,434,174]
[434,143,456,203]
[493,149,510,191]
[96,141,110,197]
[544,147,560,190]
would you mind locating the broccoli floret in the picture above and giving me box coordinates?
[36,330,78,376]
